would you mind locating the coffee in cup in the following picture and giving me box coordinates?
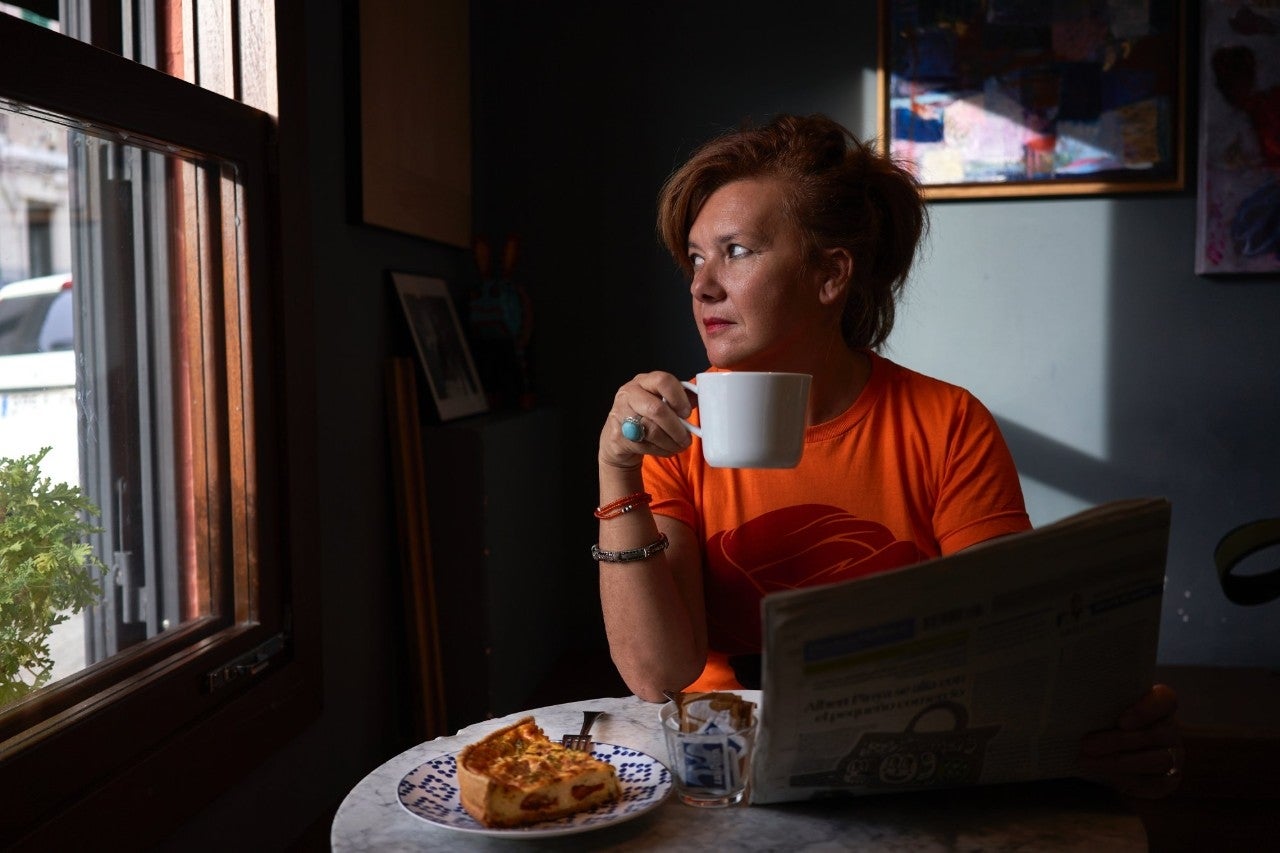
[680,371,811,468]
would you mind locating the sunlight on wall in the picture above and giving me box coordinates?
[888,201,1114,466]
[1019,480,1092,528]
[844,68,1279,668]
[856,67,878,142]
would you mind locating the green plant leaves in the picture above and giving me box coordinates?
[0,447,106,706]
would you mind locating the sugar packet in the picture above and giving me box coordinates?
[668,690,756,734]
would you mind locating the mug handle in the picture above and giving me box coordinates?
[679,380,702,438]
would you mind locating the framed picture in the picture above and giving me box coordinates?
[878,0,1187,199]
[349,0,471,248]
[392,271,488,421]
[1195,0,1280,275]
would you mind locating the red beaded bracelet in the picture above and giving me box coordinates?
[594,491,652,520]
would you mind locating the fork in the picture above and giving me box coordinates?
[561,710,604,752]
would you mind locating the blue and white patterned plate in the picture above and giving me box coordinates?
[397,742,673,838]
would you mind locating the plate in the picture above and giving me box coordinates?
[397,742,673,838]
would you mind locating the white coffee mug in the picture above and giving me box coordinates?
[680,371,811,468]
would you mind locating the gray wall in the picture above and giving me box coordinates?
[897,197,1280,666]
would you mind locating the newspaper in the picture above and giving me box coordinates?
[750,497,1171,804]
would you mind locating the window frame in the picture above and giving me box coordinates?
[0,12,317,847]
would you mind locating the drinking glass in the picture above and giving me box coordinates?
[659,701,757,807]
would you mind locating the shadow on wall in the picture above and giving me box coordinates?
[1002,412,1280,666]
[1106,201,1280,667]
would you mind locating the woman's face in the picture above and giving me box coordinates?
[687,178,831,370]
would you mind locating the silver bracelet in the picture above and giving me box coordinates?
[591,532,670,563]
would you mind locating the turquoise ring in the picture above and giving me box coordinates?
[621,415,647,443]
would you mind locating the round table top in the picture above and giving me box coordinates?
[331,692,1147,851]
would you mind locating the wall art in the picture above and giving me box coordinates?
[880,0,1187,199]
[1195,0,1280,275]
[392,271,488,421]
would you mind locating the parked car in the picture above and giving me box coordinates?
[0,272,74,356]
[0,272,79,486]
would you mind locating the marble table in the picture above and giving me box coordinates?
[331,692,1148,851]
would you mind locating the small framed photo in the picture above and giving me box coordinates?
[392,271,488,421]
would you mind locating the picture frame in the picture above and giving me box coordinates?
[392,271,488,421]
[878,0,1187,200]
[347,0,471,248]
[1194,0,1280,275]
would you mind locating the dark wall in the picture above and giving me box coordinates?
[470,0,877,647]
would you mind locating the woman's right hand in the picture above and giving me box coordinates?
[599,371,696,470]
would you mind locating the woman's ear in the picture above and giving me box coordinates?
[816,247,854,306]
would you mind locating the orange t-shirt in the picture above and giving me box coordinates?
[643,351,1031,691]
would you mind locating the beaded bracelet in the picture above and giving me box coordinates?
[594,491,652,520]
[591,532,669,563]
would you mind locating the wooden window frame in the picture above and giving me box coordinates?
[0,13,318,848]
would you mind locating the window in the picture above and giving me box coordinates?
[0,5,314,847]
[25,204,53,277]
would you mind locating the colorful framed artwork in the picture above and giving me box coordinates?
[1195,0,1280,275]
[392,271,488,421]
[878,0,1187,200]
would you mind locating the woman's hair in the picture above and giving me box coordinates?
[657,113,928,350]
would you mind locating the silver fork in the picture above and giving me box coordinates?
[561,710,604,752]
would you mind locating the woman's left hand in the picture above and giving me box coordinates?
[1077,683,1183,799]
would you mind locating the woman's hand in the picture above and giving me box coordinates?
[1077,683,1183,799]
[599,371,695,469]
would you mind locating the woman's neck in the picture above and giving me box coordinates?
[806,345,870,426]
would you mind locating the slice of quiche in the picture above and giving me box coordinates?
[456,716,622,828]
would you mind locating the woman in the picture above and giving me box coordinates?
[595,113,1181,797]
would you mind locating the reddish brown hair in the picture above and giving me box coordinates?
[657,113,927,350]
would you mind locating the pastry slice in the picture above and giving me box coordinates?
[456,716,622,828]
